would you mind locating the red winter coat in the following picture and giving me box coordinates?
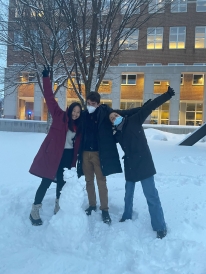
[29,77,81,180]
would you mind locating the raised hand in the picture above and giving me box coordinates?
[167,86,175,97]
[42,65,50,78]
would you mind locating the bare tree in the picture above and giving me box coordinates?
[0,0,171,108]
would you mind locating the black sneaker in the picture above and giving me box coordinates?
[119,218,125,222]
[85,206,97,216]
[157,230,167,239]
[102,210,112,225]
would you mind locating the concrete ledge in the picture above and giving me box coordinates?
[143,124,198,134]
[0,119,198,134]
[0,119,47,133]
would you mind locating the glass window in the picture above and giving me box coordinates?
[168,63,184,65]
[101,0,110,15]
[181,74,184,85]
[195,27,206,48]
[57,29,69,52]
[197,103,203,111]
[149,0,165,13]
[121,1,140,14]
[118,63,138,66]
[30,30,41,48]
[14,31,24,51]
[120,101,141,109]
[186,103,203,126]
[171,0,187,12]
[120,102,126,109]
[147,27,163,49]
[193,74,204,85]
[146,63,162,66]
[196,0,206,12]
[119,29,139,50]
[169,27,186,49]
[97,32,111,50]
[121,75,136,85]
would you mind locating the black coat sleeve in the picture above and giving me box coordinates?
[129,92,172,125]
[114,106,141,117]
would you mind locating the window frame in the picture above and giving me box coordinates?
[195,26,206,49]
[148,0,165,13]
[169,26,186,49]
[13,31,24,51]
[147,27,164,49]
[192,74,204,85]
[121,74,137,85]
[171,0,187,13]
[119,29,139,50]
[196,0,206,12]
[121,1,140,14]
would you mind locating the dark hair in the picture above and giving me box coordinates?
[67,102,82,134]
[86,92,101,104]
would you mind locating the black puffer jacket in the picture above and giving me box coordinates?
[114,92,172,182]
[77,104,122,178]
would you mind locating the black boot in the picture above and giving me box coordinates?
[85,206,97,216]
[157,230,167,239]
[102,210,112,225]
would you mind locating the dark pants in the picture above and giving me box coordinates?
[34,149,73,205]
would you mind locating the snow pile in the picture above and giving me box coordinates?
[145,128,187,142]
[46,168,89,251]
[1,131,206,273]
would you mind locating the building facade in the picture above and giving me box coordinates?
[4,0,206,126]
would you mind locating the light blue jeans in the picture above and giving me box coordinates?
[121,176,166,231]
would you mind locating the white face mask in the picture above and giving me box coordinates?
[87,105,96,114]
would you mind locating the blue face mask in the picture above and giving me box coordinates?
[114,116,123,126]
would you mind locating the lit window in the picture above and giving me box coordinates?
[100,80,109,86]
[119,29,139,50]
[147,28,163,49]
[195,27,206,48]
[186,103,203,126]
[13,31,24,51]
[196,0,206,12]
[30,1,44,17]
[193,74,204,85]
[171,0,187,12]
[149,0,165,13]
[154,81,161,85]
[121,75,136,85]
[169,27,186,49]
[121,1,140,14]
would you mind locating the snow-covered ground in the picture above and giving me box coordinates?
[1,129,206,274]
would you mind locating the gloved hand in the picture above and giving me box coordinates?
[167,86,175,97]
[42,65,50,77]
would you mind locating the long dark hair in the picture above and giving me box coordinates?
[67,102,82,134]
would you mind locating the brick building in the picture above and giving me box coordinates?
[4,0,206,126]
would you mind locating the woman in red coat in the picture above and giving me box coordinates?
[29,67,82,226]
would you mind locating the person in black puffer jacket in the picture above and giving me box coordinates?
[77,92,122,225]
[109,86,175,239]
